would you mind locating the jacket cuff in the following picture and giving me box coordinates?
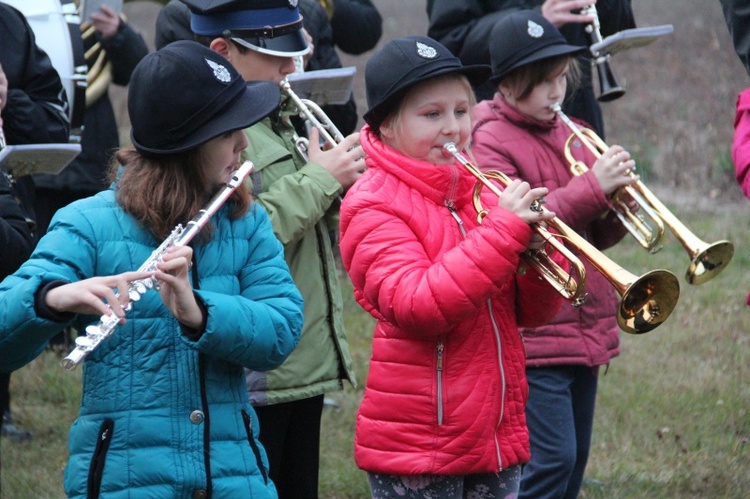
[180,293,208,341]
[34,280,75,322]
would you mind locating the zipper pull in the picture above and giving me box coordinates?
[445,201,465,229]
[437,342,444,371]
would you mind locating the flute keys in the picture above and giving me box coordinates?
[75,335,95,348]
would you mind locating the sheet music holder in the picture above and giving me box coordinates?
[591,25,675,56]
[80,0,124,24]
[0,144,81,178]
[285,67,357,106]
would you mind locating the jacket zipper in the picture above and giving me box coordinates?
[446,199,505,469]
[242,410,269,483]
[436,341,444,425]
[487,297,505,470]
[87,419,114,499]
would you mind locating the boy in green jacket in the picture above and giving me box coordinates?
[179,1,363,497]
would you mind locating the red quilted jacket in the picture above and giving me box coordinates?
[339,126,566,475]
[472,94,628,368]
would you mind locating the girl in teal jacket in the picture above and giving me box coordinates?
[0,41,303,498]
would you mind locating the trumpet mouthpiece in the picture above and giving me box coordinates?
[442,142,458,157]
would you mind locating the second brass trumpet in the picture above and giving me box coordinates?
[443,142,680,334]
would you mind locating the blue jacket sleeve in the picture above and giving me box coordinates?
[190,205,304,371]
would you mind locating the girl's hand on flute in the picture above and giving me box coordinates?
[155,245,203,329]
[45,271,155,323]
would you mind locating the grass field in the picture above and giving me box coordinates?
[1,201,748,498]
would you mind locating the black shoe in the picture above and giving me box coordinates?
[1,411,32,442]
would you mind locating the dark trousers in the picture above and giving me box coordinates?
[253,395,324,499]
[519,365,599,499]
[0,371,10,416]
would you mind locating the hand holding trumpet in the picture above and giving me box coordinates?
[497,179,555,224]
[591,144,638,195]
[307,128,365,191]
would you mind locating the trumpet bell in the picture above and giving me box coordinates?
[618,269,680,335]
[686,240,734,285]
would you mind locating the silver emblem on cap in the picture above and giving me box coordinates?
[416,41,438,59]
[205,58,232,83]
[527,20,544,38]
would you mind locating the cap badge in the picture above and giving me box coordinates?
[205,58,232,83]
[527,20,544,38]
[416,41,438,59]
[288,0,298,7]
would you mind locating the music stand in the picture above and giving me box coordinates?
[0,143,81,178]
[591,25,675,56]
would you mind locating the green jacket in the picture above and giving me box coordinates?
[244,108,356,405]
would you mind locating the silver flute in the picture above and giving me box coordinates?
[62,160,255,370]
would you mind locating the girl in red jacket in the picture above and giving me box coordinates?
[339,35,568,498]
[471,10,638,499]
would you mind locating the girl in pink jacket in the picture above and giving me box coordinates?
[471,10,638,499]
[339,35,567,498]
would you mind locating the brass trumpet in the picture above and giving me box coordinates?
[443,142,680,334]
[279,78,345,160]
[552,104,734,285]
[553,103,665,253]
[443,143,587,307]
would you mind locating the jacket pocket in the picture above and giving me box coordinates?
[242,409,269,484]
[87,419,114,499]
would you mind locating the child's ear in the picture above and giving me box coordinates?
[209,38,232,60]
[379,117,395,141]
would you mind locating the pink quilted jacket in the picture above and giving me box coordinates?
[472,94,628,368]
[339,126,566,476]
[732,88,750,306]
[733,88,750,199]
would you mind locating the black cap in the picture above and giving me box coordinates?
[128,40,281,156]
[364,36,490,131]
[180,0,310,57]
[489,10,587,83]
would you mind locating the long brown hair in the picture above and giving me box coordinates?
[110,147,250,242]
[500,56,581,101]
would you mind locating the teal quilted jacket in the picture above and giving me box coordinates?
[0,190,304,498]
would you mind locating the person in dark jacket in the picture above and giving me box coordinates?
[721,0,750,76]
[427,0,635,138]
[33,4,149,238]
[329,0,382,55]
[0,171,35,442]
[0,0,70,442]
